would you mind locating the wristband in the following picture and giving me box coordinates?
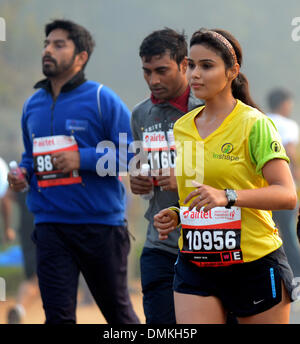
[168,206,181,227]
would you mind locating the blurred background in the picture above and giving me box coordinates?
[1,0,300,323]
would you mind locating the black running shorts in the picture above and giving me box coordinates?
[173,246,295,317]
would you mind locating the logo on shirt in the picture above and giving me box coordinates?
[66,119,88,131]
[270,141,281,153]
[212,142,239,162]
[221,143,234,154]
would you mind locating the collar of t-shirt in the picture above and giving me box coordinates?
[150,86,190,113]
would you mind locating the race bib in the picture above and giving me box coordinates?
[143,130,176,185]
[33,135,82,188]
[180,206,243,267]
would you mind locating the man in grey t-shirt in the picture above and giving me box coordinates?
[130,28,202,324]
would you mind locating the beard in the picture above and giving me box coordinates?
[42,53,76,77]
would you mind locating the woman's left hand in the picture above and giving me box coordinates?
[184,181,228,212]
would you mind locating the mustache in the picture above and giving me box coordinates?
[150,87,166,91]
[42,55,57,65]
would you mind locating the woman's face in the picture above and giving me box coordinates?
[186,44,233,101]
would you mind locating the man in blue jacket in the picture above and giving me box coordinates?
[8,19,139,324]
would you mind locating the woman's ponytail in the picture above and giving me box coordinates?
[231,72,261,111]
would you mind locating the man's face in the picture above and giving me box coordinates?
[42,28,77,78]
[142,52,187,100]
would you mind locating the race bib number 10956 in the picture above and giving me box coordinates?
[180,206,243,267]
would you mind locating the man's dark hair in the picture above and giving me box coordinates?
[139,28,187,65]
[267,88,293,112]
[45,19,95,67]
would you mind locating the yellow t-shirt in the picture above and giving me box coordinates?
[173,99,289,265]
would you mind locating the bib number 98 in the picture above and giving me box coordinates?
[35,154,53,172]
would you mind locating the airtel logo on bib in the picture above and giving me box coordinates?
[183,210,212,219]
[144,133,166,143]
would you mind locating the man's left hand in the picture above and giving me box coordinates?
[52,151,80,173]
[155,168,178,192]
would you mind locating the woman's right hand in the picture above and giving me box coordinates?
[153,208,179,240]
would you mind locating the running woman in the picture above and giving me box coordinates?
[154,28,297,324]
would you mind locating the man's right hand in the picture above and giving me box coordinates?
[129,174,153,195]
[7,168,28,192]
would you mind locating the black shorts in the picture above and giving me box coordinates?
[173,246,295,317]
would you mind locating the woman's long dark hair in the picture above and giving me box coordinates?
[190,28,261,111]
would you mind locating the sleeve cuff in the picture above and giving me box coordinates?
[256,154,290,176]
[79,147,97,171]
[168,206,181,226]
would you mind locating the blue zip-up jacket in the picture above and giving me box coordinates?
[20,71,133,225]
